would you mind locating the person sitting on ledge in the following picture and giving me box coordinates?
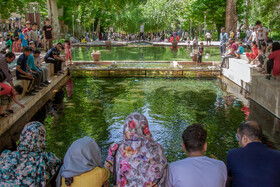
[165,123,227,187]
[34,49,50,85]
[266,42,280,80]
[234,42,244,59]
[105,113,167,186]
[246,41,259,64]
[0,52,15,87]
[56,136,110,187]
[0,121,61,186]
[0,83,24,117]
[44,43,65,76]
[220,38,238,68]
[28,42,48,87]
[16,46,39,95]
[227,121,280,187]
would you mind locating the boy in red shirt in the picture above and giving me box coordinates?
[0,83,24,117]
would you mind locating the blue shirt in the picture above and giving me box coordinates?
[166,156,227,187]
[16,54,28,77]
[27,54,39,71]
[220,32,228,45]
[239,46,244,54]
[19,33,28,47]
[227,142,280,187]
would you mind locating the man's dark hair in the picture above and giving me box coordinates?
[261,42,267,47]
[5,52,15,59]
[255,20,262,25]
[238,121,262,141]
[57,42,62,46]
[14,85,23,95]
[24,46,33,52]
[45,18,50,22]
[272,42,280,52]
[252,41,257,45]
[34,49,41,54]
[32,23,37,26]
[182,123,207,152]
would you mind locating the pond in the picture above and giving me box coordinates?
[44,78,246,163]
[71,46,222,62]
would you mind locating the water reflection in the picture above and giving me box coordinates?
[44,78,246,163]
[71,46,221,62]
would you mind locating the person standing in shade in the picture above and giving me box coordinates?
[255,20,268,49]
[205,31,211,46]
[29,23,39,49]
[19,29,28,50]
[227,121,280,187]
[219,27,228,55]
[245,27,252,43]
[197,42,204,63]
[165,124,227,187]
[43,18,53,52]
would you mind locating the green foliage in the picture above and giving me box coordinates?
[250,0,280,32]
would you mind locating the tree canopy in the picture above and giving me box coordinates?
[1,0,279,39]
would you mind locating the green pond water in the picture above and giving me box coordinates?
[72,46,221,62]
[45,78,246,163]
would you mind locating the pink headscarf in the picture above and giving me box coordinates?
[105,113,167,187]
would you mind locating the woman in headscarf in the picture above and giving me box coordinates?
[56,136,110,187]
[0,121,61,186]
[105,113,167,187]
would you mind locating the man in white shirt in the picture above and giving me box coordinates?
[205,31,211,46]
[256,20,268,49]
[165,123,227,187]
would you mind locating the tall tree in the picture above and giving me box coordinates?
[225,0,238,33]
[47,0,60,37]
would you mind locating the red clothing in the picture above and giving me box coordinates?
[269,49,280,76]
[65,44,72,61]
[0,83,13,96]
[12,41,21,53]
[230,43,238,55]
[169,36,179,42]
[246,46,259,59]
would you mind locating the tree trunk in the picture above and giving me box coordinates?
[47,0,60,39]
[95,19,100,33]
[225,0,238,33]
[244,0,251,29]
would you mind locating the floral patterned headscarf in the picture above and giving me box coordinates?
[0,121,61,186]
[105,113,167,187]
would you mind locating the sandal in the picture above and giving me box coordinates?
[0,113,8,117]
[6,110,14,114]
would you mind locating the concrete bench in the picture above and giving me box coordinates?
[222,55,259,91]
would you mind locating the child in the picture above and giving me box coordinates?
[0,83,24,117]
[6,37,13,52]
[234,42,244,59]
[193,37,198,48]
[12,37,21,53]
[197,42,204,63]
[246,41,258,64]
[65,40,72,65]
[19,29,28,50]
[34,49,50,85]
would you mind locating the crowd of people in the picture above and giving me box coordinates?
[0,18,73,117]
[0,114,279,187]
[219,20,280,80]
